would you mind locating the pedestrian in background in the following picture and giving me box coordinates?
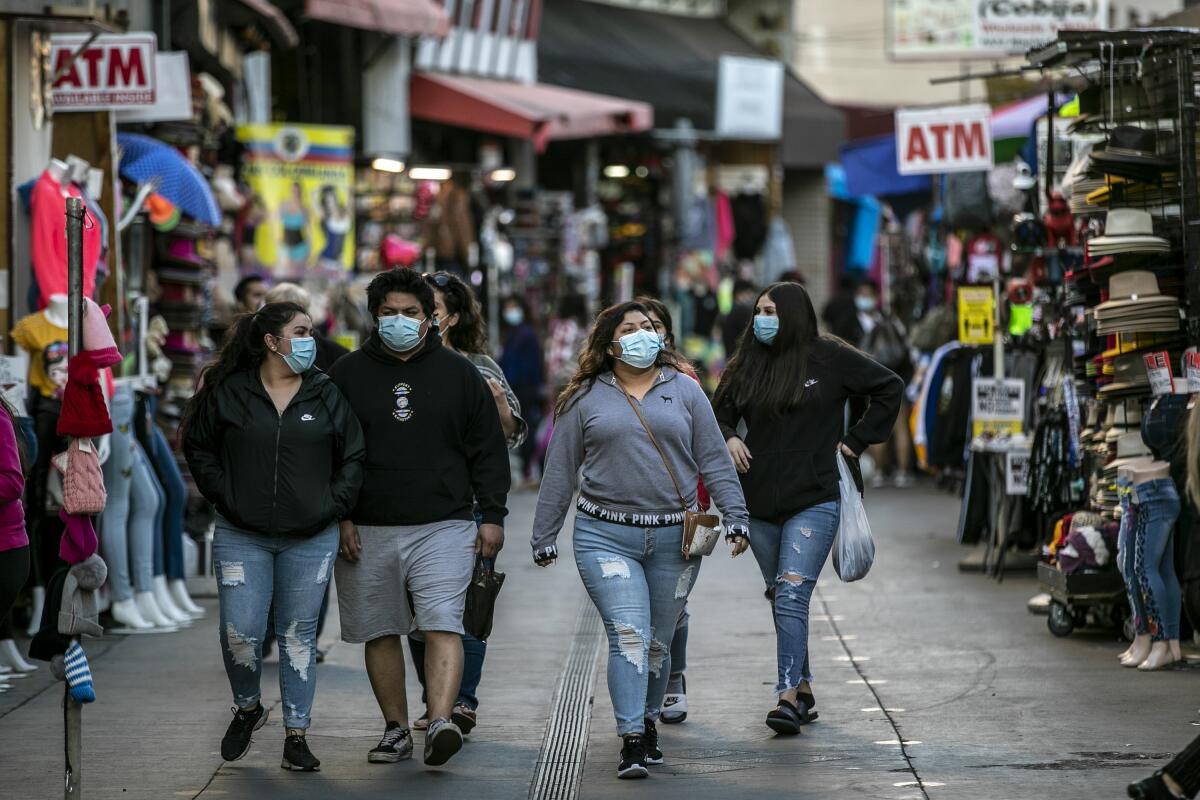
[234,274,269,316]
[499,295,544,488]
[720,279,758,360]
[183,302,365,772]
[405,270,527,735]
[855,280,916,488]
[532,300,749,780]
[330,268,510,768]
[638,295,707,725]
[546,293,589,399]
[713,282,902,735]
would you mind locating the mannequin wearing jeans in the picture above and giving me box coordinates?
[101,385,172,632]
[1131,465,1183,671]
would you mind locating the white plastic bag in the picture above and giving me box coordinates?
[833,451,875,582]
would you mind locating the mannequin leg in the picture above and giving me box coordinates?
[1135,479,1182,670]
[1118,483,1152,664]
[129,444,173,629]
[101,393,136,604]
[145,416,187,582]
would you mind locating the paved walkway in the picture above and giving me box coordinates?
[0,485,1194,799]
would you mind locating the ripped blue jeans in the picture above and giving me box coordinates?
[573,513,697,736]
[749,501,840,693]
[214,518,337,730]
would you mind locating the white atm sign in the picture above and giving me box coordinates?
[51,33,157,110]
[895,104,993,176]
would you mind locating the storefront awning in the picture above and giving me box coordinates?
[410,73,654,150]
[538,0,844,169]
[225,0,299,48]
[304,0,450,38]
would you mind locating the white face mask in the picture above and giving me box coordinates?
[855,296,876,312]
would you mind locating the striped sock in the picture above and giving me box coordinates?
[63,641,95,704]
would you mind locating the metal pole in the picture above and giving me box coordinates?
[64,196,85,798]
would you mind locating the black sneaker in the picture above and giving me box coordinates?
[368,722,413,763]
[221,705,269,761]
[280,734,320,772]
[424,718,464,766]
[642,719,664,765]
[1128,773,1181,800]
[618,734,649,779]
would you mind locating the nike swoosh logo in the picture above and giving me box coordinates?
[805,379,819,388]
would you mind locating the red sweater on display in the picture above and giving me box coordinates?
[31,170,100,308]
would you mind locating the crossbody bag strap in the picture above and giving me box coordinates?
[615,377,690,513]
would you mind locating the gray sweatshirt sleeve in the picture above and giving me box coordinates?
[685,380,749,527]
[530,397,585,559]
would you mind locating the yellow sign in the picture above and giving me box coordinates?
[958,286,994,345]
[236,123,355,275]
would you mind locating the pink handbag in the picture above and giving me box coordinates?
[60,438,106,516]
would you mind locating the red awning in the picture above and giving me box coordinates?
[305,0,450,38]
[410,73,654,150]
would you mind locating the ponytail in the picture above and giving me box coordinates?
[181,301,306,435]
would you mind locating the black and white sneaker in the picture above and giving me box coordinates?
[280,735,320,771]
[221,704,269,761]
[618,734,649,779]
[368,722,413,763]
[661,674,688,724]
[424,718,464,766]
[642,719,664,765]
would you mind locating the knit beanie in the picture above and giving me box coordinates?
[57,351,112,438]
[82,298,121,369]
[57,508,98,566]
[57,555,106,637]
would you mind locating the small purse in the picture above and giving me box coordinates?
[617,381,721,559]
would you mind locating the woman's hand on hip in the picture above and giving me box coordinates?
[338,521,361,562]
[727,437,752,473]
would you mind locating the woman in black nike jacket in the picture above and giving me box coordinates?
[183,301,365,772]
[713,281,902,735]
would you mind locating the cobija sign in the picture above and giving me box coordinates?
[50,33,157,110]
[895,104,993,175]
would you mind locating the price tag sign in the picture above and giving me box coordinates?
[1143,351,1174,396]
[1184,350,1200,393]
[1006,450,1030,496]
[971,378,1025,437]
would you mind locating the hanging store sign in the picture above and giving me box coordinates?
[50,33,157,110]
[886,0,1109,60]
[896,105,993,175]
[957,286,995,344]
[1005,450,1031,495]
[972,378,1025,437]
[716,55,784,141]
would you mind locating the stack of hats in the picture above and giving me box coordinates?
[1098,353,1151,397]
[1094,270,1180,335]
[1087,125,1171,182]
[1086,209,1169,258]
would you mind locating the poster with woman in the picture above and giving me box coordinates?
[235,123,355,275]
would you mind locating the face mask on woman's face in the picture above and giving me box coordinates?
[753,315,779,344]
[378,314,425,353]
[855,296,876,312]
[503,308,524,326]
[275,336,316,374]
[613,329,662,369]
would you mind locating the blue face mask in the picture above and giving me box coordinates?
[613,329,661,369]
[753,315,780,344]
[378,314,426,353]
[276,336,316,374]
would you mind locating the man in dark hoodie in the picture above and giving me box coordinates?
[329,268,509,768]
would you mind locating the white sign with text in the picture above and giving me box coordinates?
[896,105,993,175]
[51,33,157,110]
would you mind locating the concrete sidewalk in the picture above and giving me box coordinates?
[0,485,1194,799]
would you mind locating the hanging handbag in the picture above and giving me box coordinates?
[616,380,721,559]
[462,558,505,640]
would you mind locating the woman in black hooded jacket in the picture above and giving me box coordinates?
[183,301,365,772]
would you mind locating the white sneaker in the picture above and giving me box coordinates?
[892,472,914,489]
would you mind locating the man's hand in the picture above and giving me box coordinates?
[338,520,362,562]
[476,523,505,558]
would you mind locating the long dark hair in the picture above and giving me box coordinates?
[714,282,822,417]
[427,272,488,355]
[181,302,308,434]
[554,301,687,418]
[636,295,675,348]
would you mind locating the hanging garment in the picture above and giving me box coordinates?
[682,194,716,253]
[762,217,797,282]
[11,313,69,399]
[731,192,768,260]
[714,191,734,263]
[30,170,101,308]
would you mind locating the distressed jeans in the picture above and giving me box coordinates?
[1133,478,1182,642]
[749,501,840,693]
[573,513,698,737]
[214,518,337,730]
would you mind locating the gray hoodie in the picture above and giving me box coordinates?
[531,368,748,556]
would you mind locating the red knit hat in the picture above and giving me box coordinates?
[83,298,121,369]
[56,352,112,438]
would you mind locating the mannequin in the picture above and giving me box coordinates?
[1129,458,1184,671]
[46,158,69,191]
[1117,458,1157,667]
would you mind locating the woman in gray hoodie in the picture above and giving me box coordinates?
[532,300,749,780]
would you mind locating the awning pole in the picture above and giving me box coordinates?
[64,196,85,799]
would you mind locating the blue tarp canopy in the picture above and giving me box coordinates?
[840,134,932,198]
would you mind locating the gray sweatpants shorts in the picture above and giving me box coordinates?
[335,519,476,643]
